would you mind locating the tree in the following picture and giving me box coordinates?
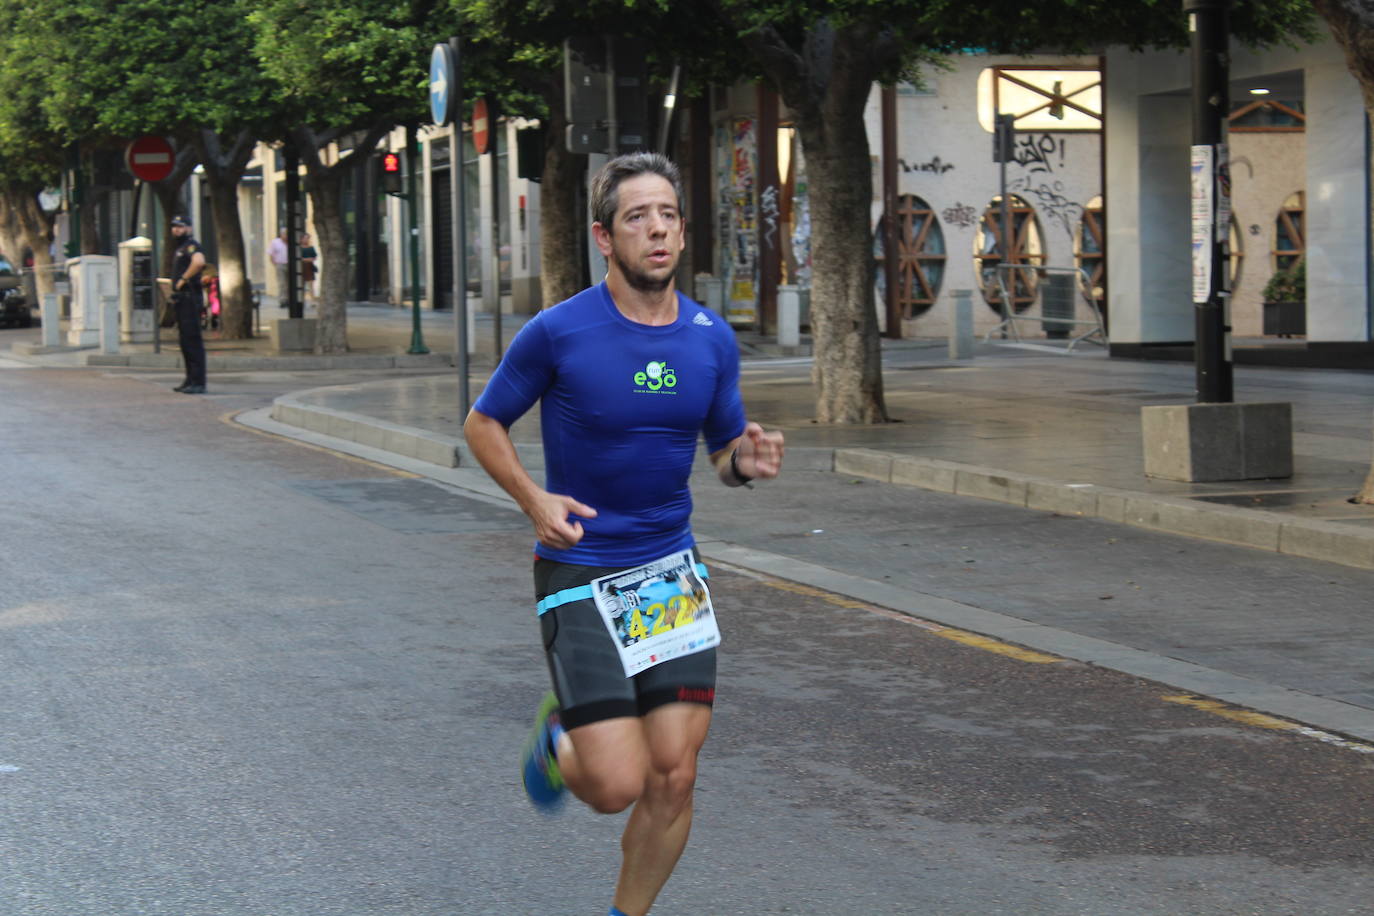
[715,0,1317,424]
[250,0,473,353]
[1309,0,1374,503]
[0,0,286,340]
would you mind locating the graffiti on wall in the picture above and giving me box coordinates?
[897,156,956,175]
[1012,133,1069,174]
[760,185,780,251]
[941,202,979,230]
[726,118,758,322]
[1008,177,1084,240]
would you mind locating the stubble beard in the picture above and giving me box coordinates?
[610,247,675,294]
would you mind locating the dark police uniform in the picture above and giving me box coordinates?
[172,233,207,389]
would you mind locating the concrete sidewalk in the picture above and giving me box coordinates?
[10,300,1374,571]
[266,331,1374,573]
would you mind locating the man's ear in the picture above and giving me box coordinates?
[592,221,613,257]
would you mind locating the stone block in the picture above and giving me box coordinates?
[1278,519,1374,570]
[1026,481,1097,516]
[890,457,958,493]
[1141,401,1292,482]
[1119,496,1282,550]
[955,468,1028,506]
[834,448,893,482]
[271,318,318,352]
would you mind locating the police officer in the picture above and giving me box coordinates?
[169,215,207,394]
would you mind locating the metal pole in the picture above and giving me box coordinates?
[1186,0,1232,403]
[881,85,900,339]
[151,185,161,354]
[129,181,143,240]
[406,123,429,354]
[999,122,1011,338]
[284,144,302,320]
[451,35,470,416]
[490,108,502,359]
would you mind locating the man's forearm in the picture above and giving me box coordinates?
[463,409,545,513]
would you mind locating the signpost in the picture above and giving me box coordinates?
[434,38,470,416]
[1186,0,1233,403]
[124,136,174,183]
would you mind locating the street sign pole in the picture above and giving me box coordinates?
[284,144,302,320]
[406,122,428,355]
[434,37,469,416]
[1187,0,1233,403]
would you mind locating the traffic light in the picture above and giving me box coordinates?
[381,152,403,196]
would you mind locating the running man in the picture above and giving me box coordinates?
[464,152,784,916]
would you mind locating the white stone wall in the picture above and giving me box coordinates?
[1228,132,1305,336]
[863,55,1104,339]
[1106,33,1367,345]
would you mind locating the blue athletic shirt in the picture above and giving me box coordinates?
[473,282,747,566]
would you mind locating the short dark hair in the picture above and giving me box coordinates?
[589,152,683,230]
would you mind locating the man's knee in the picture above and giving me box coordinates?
[577,769,645,814]
[643,757,698,817]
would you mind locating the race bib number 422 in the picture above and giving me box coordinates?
[591,549,720,678]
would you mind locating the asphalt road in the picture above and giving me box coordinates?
[2,360,1373,915]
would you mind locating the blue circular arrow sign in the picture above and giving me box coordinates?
[430,44,456,126]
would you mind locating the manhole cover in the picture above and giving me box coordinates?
[286,478,524,534]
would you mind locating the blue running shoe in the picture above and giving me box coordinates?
[521,691,566,812]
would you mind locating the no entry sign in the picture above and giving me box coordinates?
[125,136,174,183]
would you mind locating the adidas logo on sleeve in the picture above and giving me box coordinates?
[692,311,714,327]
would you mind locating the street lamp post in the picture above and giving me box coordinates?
[1186,0,1232,403]
[406,123,429,355]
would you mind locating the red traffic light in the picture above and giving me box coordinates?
[382,152,401,173]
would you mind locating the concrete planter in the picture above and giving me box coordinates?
[1262,300,1305,337]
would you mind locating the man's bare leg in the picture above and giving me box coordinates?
[559,717,650,814]
[612,703,713,916]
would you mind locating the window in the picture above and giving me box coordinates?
[1075,195,1105,311]
[875,195,946,318]
[974,195,1045,312]
[978,66,1103,133]
[1229,98,1305,132]
[1274,191,1304,273]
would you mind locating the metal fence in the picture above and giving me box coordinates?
[983,264,1107,352]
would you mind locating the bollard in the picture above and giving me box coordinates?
[777,284,801,348]
[41,293,60,347]
[100,293,120,355]
[949,288,974,360]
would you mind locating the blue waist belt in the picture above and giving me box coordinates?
[536,563,710,616]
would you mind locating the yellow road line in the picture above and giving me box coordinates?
[221,409,419,477]
[1160,694,1295,730]
[1161,694,1374,754]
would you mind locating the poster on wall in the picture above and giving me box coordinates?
[1190,145,1214,304]
[790,144,812,288]
[727,117,758,324]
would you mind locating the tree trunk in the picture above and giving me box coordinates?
[293,124,392,354]
[762,22,890,424]
[150,147,201,278]
[308,168,350,353]
[0,195,24,274]
[195,130,256,339]
[14,190,55,299]
[1310,0,1374,503]
[205,177,252,338]
[540,81,584,308]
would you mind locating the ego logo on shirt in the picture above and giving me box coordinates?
[633,361,677,392]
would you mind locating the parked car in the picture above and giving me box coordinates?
[0,257,31,328]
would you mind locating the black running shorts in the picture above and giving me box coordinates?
[533,553,718,731]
